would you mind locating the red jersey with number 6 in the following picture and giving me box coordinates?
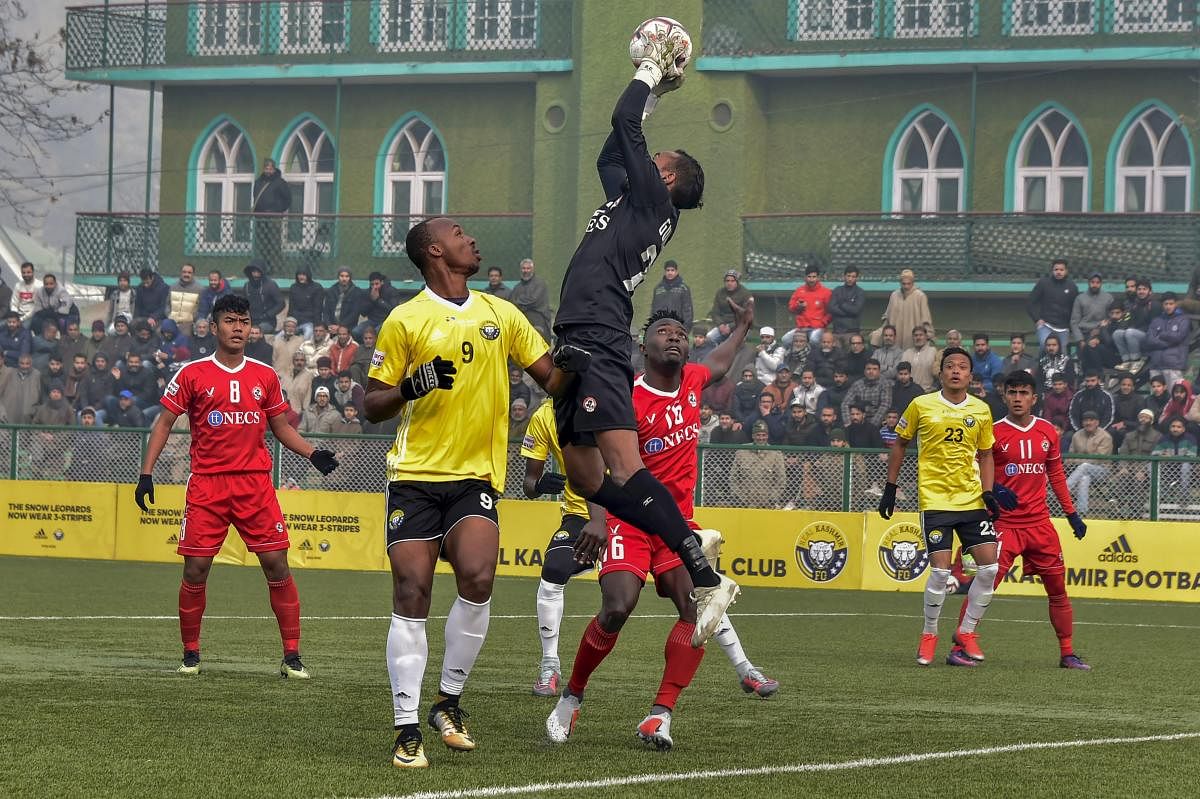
[992,415,1073,526]
[160,355,289,474]
[630,363,711,520]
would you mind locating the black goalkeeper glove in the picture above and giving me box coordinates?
[400,356,456,401]
[135,474,155,512]
[309,448,339,475]
[982,490,1001,521]
[877,482,898,520]
[552,344,592,373]
[1067,512,1087,540]
[534,471,567,496]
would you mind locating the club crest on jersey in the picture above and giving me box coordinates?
[964,415,976,428]
[644,437,665,454]
[479,322,500,340]
[275,522,284,532]
[928,530,944,545]
[1041,439,1050,451]
[583,396,597,413]
[687,390,697,408]
[878,522,929,582]
[253,386,264,401]
[388,509,405,530]
[794,521,849,583]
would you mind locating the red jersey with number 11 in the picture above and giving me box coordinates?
[631,363,711,520]
[161,355,289,474]
[992,415,1074,526]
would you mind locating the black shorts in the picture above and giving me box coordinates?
[552,325,636,447]
[385,479,499,549]
[921,509,996,555]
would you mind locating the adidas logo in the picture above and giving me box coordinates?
[165,534,179,544]
[1098,534,1138,563]
[298,540,313,551]
[34,529,47,539]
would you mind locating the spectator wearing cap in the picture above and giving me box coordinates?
[106,389,146,428]
[280,351,314,416]
[763,364,794,410]
[871,324,902,380]
[782,398,815,445]
[310,356,337,404]
[99,314,134,366]
[741,391,785,444]
[133,268,170,324]
[755,326,787,383]
[732,420,787,509]
[1070,271,1113,347]
[363,271,401,336]
[508,397,532,443]
[271,317,305,374]
[970,333,1004,392]
[287,267,325,340]
[1027,258,1078,351]
[706,269,753,344]
[195,269,232,323]
[1120,408,1162,456]
[0,352,40,422]
[241,261,285,334]
[1113,278,1157,369]
[31,381,73,426]
[784,265,832,348]
[650,259,694,331]
[1,310,32,367]
[890,361,925,416]
[827,265,866,348]
[300,385,341,434]
[841,358,891,427]
[1067,410,1113,514]
[880,269,934,350]
[1144,291,1191,388]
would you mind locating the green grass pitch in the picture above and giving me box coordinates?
[1,556,1198,798]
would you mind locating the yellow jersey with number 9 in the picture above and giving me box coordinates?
[520,400,589,518]
[369,288,548,490]
[895,391,994,512]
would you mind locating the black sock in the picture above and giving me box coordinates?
[591,470,719,587]
[433,692,459,709]
[394,723,420,738]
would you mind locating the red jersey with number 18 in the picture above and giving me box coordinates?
[992,415,1071,526]
[161,355,289,474]
[631,363,711,520]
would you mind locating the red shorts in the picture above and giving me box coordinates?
[997,519,1064,578]
[598,516,696,581]
[179,472,289,558]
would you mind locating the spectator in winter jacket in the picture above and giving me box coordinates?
[1068,369,1114,432]
[510,258,553,343]
[996,333,1038,385]
[189,318,217,361]
[482,267,510,300]
[890,362,925,416]
[841,333,870,380]
[900,326,937,391]
[842,358,892,427]
[1066,411,1113,514]
[1144,291,1191,388]
[781,399,816,446]
[241,261,285,333]
[106,272,136,329]
[784,265,832,347]
[1,310,32,367]
[1077,328,1119,377]
[333,371,365,416]
[1158,379,1194,430]
[706,270,753,344]
[879,269,934,350]
[1070,272,1113,346]
[30,274,75,333]
[763,365,794,410]
[31,382,73,427]
[754,326,787,383]
[195,270,232,322]
[323,267,365,331]
[1145,375,1170,420]
[300,386,341,434]
[844,404,883,449]
[1110,373,1146,442]
[809,330,843,387]
[362,272,401,335]
[733,367,765,419]
[741,392,785,444]
[244,325,273,364]
[970,333,1004,391]
[251,158,291,274]
[106,390,146,429]
[1152,416,1197,496]
[827,266,866,345]
[76,353,115,422]
[650,260,693,332]
[271,317,306,374]
[817,368,851,416]
[287,268,325,338]
[168,264,202,329]
[1041,376,1073,430]
[1113,278,1157,364]
[134,268,170,323]
[1026,258,1078,351]
[1036,335,1075,392]
[731,421,787,508]
[327,325,358,374]
[1120,408,1162,456]
[871,325,902,380]
[969,374,1007,424]
[279,351,314,416]
[29,320,61,373]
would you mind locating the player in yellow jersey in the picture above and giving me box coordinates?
[520,399,607,697]
[878,346,1006,667]
[364,217,574,769]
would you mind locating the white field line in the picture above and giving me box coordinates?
[354,732,1200,799]
[0,611,1198,631]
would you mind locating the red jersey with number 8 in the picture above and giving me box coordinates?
[992,415,1064,526]
[160,355,289,474]
[631,363,711,520]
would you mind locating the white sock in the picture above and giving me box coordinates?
[713,614,750,677]
[536,579,566,667]
[959,563,999,633]
[923,568,951,634]
[387,614,427,727]
[440,595,491,696]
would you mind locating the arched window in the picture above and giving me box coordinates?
[1015,109,1089,212]
[1115,106,1192,212]
[196,121,255,250]
[380,117,446,251]
[281,119,336,251]
[892,110,964,212]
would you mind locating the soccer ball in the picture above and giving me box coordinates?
[629,17,692,78]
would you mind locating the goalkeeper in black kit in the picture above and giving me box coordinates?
[551,33,739,648]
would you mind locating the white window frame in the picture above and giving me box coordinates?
[465,0,539,50]
[194,1,264,56]
[1112,0,1194,33]
[195,123,254,253]
[894,0,974,38]
[281,122,336,253]
[278,1,349,54]
[380,119,447,253]
[1014,111,1090,212]
[1010,0,1096,36]
[1115,108,1192,212]
[893,112,964,213]
[376,0,449,53]
[792,0,877,41]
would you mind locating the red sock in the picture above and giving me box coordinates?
[267,575,301,655]
[1042,571,1074,656]
[179,580,206,652]
[654,621,705,710]
[567,617,619,697]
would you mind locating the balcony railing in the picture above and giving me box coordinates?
[702,0,1199,57]
[74,212,533,280]
[741,212,1200,282]
[65,0,574,72]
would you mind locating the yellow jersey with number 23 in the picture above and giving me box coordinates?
[895,391,994,512]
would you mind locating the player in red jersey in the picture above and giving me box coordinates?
[548,300,774,751]
[135,294,339,678]
[947,370,1091,670]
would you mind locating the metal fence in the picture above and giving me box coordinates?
[65,0,575,72]
[702,0,1199,57]
[742,212,1200,283]
[2,424,1196,521]
[74,212,534,280]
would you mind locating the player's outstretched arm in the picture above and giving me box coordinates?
[268,413,338,475]
[703,297,755,386]
[608,79,671,207]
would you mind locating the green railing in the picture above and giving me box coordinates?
[1,424,1194,521]
[74,212,533,280]
[65,0,575,72]
[741,212,1200,282]
[701,0,1199,57]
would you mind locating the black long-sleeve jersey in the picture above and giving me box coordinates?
[554,80,680,334]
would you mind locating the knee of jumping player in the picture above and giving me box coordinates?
[541,548,578,585]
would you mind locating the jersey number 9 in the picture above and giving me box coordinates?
[461,341,474,363]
